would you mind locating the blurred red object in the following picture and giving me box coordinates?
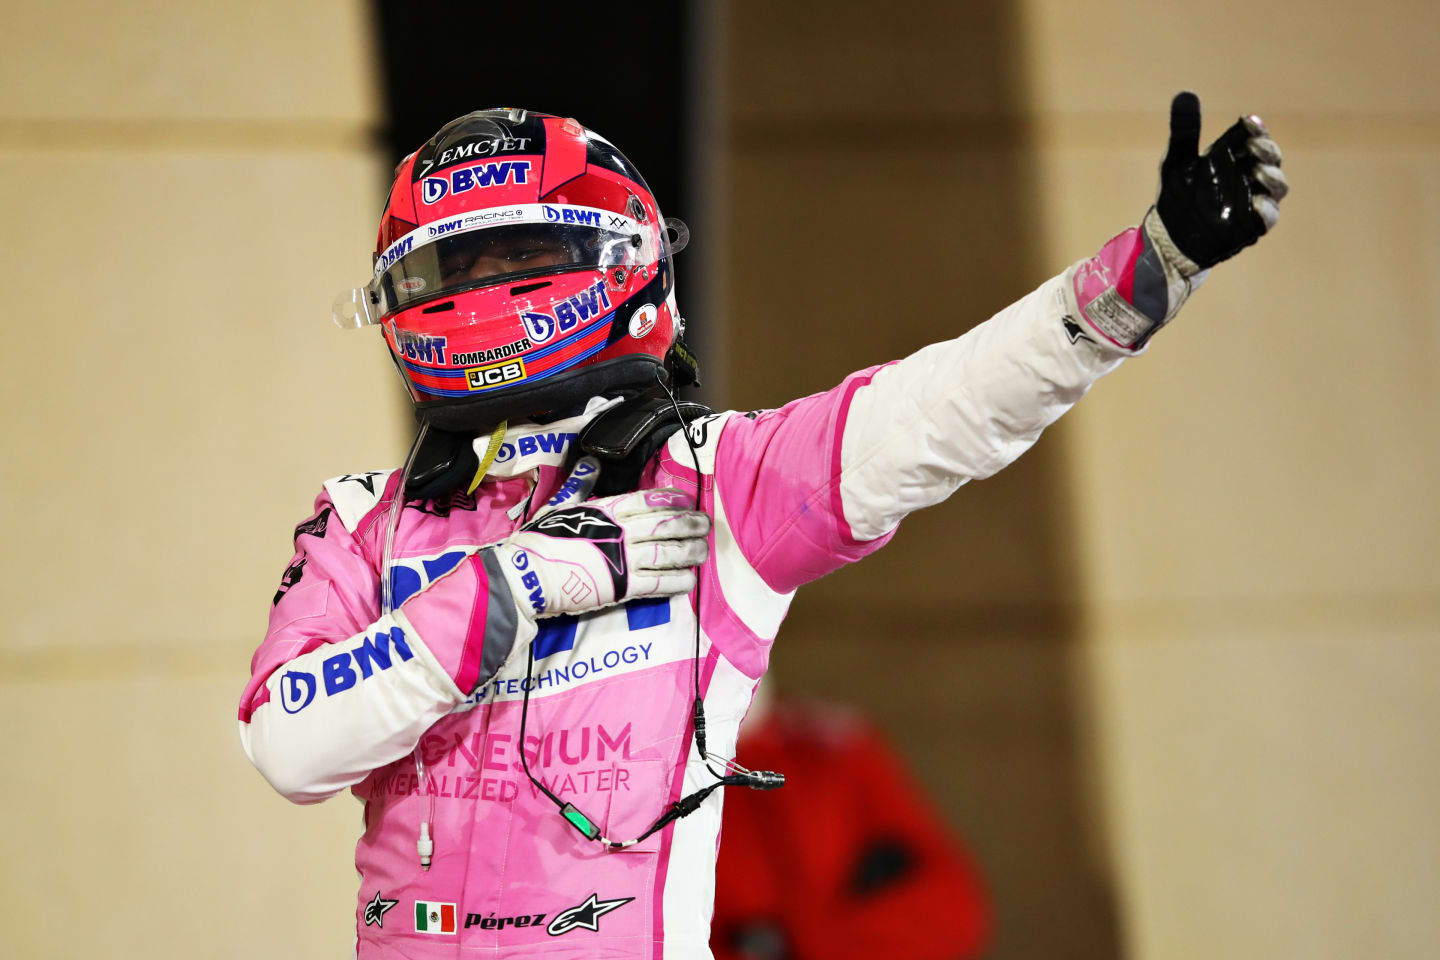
[711,698,991,960]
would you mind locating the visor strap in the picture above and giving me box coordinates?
[466,421,509,494]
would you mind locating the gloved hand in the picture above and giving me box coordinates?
[1150,91,1288,274]
[1067,92,1288,351]
[485,456,709,620]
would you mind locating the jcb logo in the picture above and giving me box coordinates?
[465,359,527,391]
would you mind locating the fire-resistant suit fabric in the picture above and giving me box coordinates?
[239,227,1155,958]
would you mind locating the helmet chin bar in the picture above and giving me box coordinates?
[414,355,669,433]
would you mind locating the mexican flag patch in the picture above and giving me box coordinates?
[414,900,457,934]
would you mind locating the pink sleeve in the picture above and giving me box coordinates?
[238,493,383,721]
[237,486,531,804]
[712,368,900,595]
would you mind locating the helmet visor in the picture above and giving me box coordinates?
[377,205,653,313]
[333,205,685,330]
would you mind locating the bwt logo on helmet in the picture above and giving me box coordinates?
[396,331,446,364]
[427,220,465,238]
[521,281,613,344]
[377,235,413,271]
[422,160,531,204]
[279,626,415,714]
[543,205,602,226]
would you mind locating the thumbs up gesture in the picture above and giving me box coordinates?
[1063,94,1290,350]
[1151,91,1289,273]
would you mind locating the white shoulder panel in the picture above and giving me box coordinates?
[663,410,728,473]
[322,470,397,533]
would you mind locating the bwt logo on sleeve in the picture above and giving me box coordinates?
[279,626,415,714]
[509,548,545,615]
[422,160,531,204]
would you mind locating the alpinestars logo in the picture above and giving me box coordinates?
[686,414,719,447]
[532,511,616,537]
[529,507,627,597]
[363,891,398,927]
[546,893,634,937]
[338,471,386,495]
[1062,315,1094,345]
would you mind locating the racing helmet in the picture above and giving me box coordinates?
[335,108,698,431]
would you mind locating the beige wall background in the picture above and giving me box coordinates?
[1,2,1436,959]
[0,2,402,957]
[1025,1,1440,956]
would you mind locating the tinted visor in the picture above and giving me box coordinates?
[375,220,645,315]
[333,205,687,331]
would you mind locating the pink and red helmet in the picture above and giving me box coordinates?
[335,108,697,431]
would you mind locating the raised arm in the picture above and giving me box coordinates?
[713,93,1287,594]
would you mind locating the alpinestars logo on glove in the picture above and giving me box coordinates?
[530,507,628,596]
[532,511,615,537]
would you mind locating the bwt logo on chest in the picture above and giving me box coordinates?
[422,161,531,204]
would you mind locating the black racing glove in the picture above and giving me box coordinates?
[1063,93,1290,352]
[1152,91,1289,272]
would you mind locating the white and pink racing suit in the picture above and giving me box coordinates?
[239,233,1167,959]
